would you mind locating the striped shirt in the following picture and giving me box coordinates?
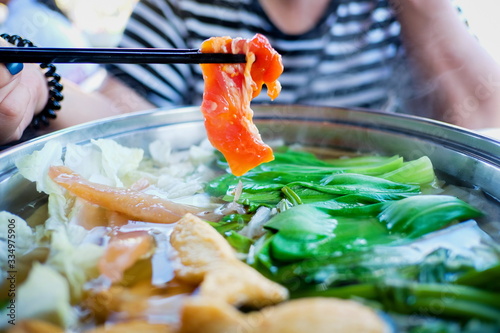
[106,0,453,112]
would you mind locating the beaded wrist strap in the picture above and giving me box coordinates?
[1,33,64,129]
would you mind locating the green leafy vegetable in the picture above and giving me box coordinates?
[378,195,483,238]
[379,156,436,185]
[225,231,253,253]
[207,152,411,199]
[215,148,497,331]
[454,263,500,292]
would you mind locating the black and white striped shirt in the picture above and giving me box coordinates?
[106,0,437,111]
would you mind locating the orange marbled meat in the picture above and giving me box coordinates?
[200,34,283,176]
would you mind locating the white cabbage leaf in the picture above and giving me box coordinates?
[0,263,77,329]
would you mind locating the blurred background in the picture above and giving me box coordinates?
[55,0,138,47]
[54,0,500,64]
[456,0,500,64]
[0,0,498,62]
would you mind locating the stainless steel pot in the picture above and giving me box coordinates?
[1,105,499,236]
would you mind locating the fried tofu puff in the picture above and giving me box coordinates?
[170,214,388,333]
[6,320,64,333]
[169,213,288,307]
[179,296,388,333]
[83,320,175,333]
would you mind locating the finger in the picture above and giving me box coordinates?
[0,36,50,144]
[0,36,12,47]
[0,37,23,86]
[4,63,24,75]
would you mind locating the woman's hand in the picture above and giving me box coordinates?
[0,32,156,146]
[0,39,48,144]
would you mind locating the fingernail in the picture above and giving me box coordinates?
[5,63,24,75]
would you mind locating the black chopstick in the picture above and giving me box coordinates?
[0,47,246,64]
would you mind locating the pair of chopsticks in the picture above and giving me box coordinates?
[0,47,246,64]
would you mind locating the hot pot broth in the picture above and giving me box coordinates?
[1,134,500,332]
[1,106,500,333]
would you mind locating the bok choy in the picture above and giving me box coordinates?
[206,147,499,331]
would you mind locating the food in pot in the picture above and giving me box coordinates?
[48,165,216,223]
[1,138,499,332]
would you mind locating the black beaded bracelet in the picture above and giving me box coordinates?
[1,33,64,129]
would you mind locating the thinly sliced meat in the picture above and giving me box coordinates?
[48,165,215,223]
[98,230,155,282]
[200,34,283,176]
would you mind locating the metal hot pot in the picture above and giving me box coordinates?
[0,105,499,236]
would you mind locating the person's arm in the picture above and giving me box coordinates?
[50,75,155,131]
[0,0,180,145]
[391,0,500,128]
[0,60,154,144]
